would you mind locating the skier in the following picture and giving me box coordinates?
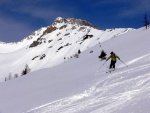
[106,52,120,71]
[99,50,107,60]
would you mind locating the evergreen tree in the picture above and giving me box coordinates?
[78,49,81,54]
[22,64,31,75]
[14,74,19,78]
[144,13,149,29]
[5,77,7,81]
[8,73,12,80]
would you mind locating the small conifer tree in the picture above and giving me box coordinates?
[22,64,31,75]
[144,13,149,29]
[78,49,81,54]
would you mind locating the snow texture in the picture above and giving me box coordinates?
[0,18,150,113]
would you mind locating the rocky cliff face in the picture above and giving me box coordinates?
[29,17,99,48]
[53,17,98,29]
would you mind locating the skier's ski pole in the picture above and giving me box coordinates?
[98,61,107,70]
[119,59,128,67]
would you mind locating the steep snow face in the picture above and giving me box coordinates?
[0,27,150,113]
[0,17,133,82]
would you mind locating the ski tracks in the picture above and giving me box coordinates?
[24,62,150,113]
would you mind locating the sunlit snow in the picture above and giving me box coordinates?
[0,18,150,113]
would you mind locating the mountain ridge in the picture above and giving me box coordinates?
[0,17,133,82]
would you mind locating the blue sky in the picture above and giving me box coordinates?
[0,0,150,42]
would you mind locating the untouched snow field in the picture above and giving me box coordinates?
[0,27,150,113]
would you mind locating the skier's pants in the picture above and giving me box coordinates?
[109,60,116,69]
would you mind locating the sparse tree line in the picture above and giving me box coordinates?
[4,49,81,81]
[5,64,31,81]
[64,49,81,61]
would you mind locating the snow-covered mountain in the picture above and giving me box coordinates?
[0,25,150,113]
[0,17,133,82]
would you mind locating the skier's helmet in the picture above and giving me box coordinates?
[110,51,114,54]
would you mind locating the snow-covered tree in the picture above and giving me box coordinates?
[14,74,19,78]
[8,73,12,80]
[21,64,31,75]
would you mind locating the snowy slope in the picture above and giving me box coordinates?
[0,27,150,113]
[0,17,132,82]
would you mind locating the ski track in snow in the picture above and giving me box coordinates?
[119,53,150,68]
[24,61,150,113]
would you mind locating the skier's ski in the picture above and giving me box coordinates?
[106,69,115,73]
